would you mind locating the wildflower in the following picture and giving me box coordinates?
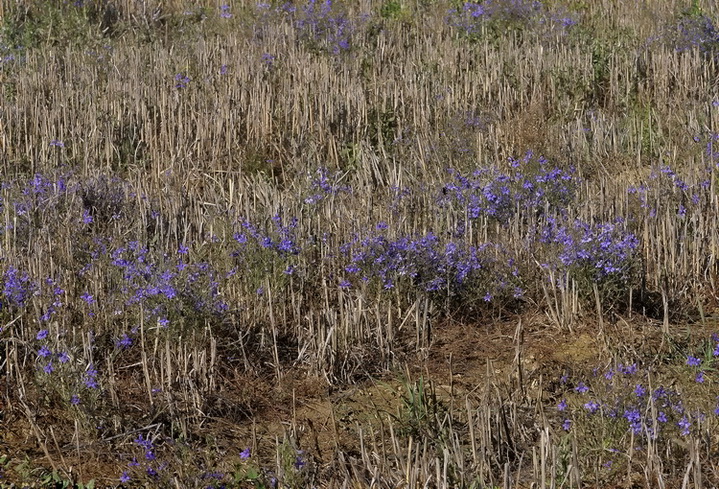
[38,346,52,358]
[220,4,233,18]
[584,400,600,413]
[562,419,572,431]
[116,333,133,349]
[120,472,131,484]
[557,399,567,411]
[619,363,637,375]
[240,447,251,459]
[43,362,54,374]
[134,434,153,450]
[36,329,49,340]
[686,355,702,367]
[294,451,306,469]
[574,382,589,394]
[70,394,80,405]
[84,366,98,389]
[174,73,191,89]
[678,416,691,436]
[49,139,65,147]
[624,408,643,434]
[261,53,275,67]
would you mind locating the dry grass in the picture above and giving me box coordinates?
[1,0,719,487]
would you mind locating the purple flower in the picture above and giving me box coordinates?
[240,447,251,459]
[261,53,275,67]
[38,346,52,358]
[686,355,702,367]
[84,366,98,389]
[562,419,572,431]
[80,292,95,305]
[220,64,229,75]
[120,471,131,483]
[49,139,65,148]
[134,434,153,450]
[36,329,48,340]
[220,4,233,18]
[624,408,643,434]
[619,363,637,375]
[634,384,646,398]
[43,362,54,374]
[70,394,80,405]
[584,400,600,413]
[82,209,94,224]
[557,399,567,411]
[57,351,69,363]
[574,382,589,394]
[678,416,691,436]
[174,73,191,89]
[116,333,133,349]
[696,371,705,383]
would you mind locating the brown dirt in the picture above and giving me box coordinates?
[3,312,704,486]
